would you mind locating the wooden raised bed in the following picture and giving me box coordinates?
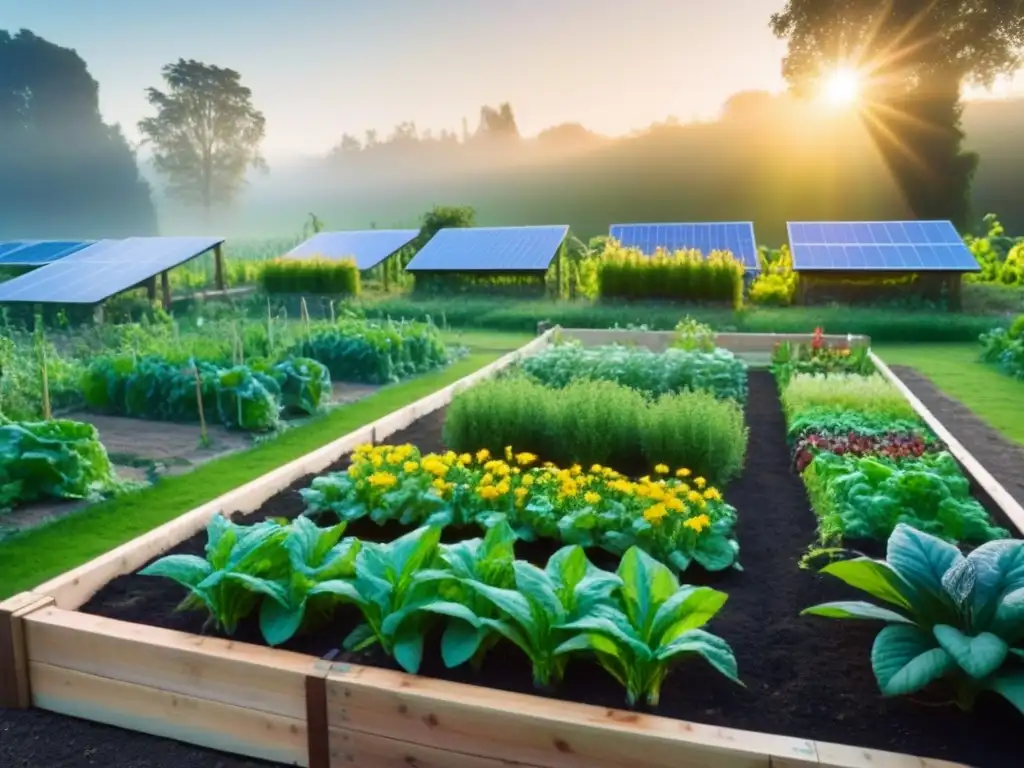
[1,331,1004,768]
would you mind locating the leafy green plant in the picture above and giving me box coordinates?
[803,451,1008,546]
[258,516,361,646]
[785,407,928,444]
[0,417,123,511]
[521,342,747,402]
[671,317,715,353]
[803,524,1024,715]
[781,373,917,422]
[320,525,470,674]
[139,514,290,634]
[263,356,331,416]
[555,547,740,706]
[462,544,623,688]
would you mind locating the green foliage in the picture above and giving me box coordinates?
[303,443,740,575]
[785,407,927,444]
[966,215,1024,286]
[781,373,917,422]
[596,241,744,306]
[259,257,361,296]
[294,319,450,384]
[443,377,747,486]
[363,297,1004,343]
[802,451,1007,546]
[556,547,739,706]
[641,391,749,490]
[979,324,1024,380]
[771,333,875,388]
[671,316,716,353]
[82,355,281,431]
[140,515,290,635]
[0,417,122,511]
[803,524,1024,716]
[520,342,748,402]
[257,357,331,416]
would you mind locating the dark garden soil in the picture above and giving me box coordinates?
[10,370,1017,767]
[890,364,1024,512]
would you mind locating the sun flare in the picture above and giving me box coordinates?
[821,68,863,107]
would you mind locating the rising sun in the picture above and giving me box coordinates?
[821,67,863,107]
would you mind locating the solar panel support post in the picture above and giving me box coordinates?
[213,243,225,291]
[160,271,171,310]
[146,277,157,302]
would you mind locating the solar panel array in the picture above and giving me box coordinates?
[286,229,419,270]
[0,240,95,267]
[0,236,223,304]
[608,222,760,271]
[788,221,980,272]
[405,226,569,272]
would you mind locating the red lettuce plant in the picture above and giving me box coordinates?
[792,431,937,473]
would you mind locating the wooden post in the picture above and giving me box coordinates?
[193,364,208,446]
[146,277,157,302]
[160,271,171,310]
[0,593,54,708]
[214,243,225,291]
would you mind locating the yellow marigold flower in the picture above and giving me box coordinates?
[684,514,712,533]
[695,476,707,490]
[514,486,529,504]
[647,486,666,502]
[634,484,651,498]
[590,464,603,474]
[644,503,668,524]
[687,490,703,504]
[515,452,537,466]
[496,480,511,495]
[560,481,578,498]
[570,464,582,476]
[403,461,419,473]
[521,474,535,488]
[676,468,691,478]
[481,472,494,486]
[443,450,457,464]
[505,445,514,461]
[654,464,669,474]
[666,496,685,512]
[347,464,360,477]
[370,454,383,468]
[354,442,373,456]
[512,467,521,475]
[677,482,691,493]
[494,463,511,477]
[478,485,500,501]
[584,491,601,505]
[640,475,651,484]
[431,478,447,491]
[703,488,722,502]
[458,453,472,466]
[368,471,398,489]
[476,449,491,463]
[422,458,449,477]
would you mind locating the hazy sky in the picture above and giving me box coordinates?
[3,0,1021,157]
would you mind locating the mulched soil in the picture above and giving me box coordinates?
[5,371,1019,767]
[890,364,1024,511]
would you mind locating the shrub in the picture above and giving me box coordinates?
[520,342,748,402]
[672,316,716,352]
[596,241,743,307]
[979,326,1024,380]
[781,373,916,422]
[259,257,360,296]
[0,416,122,510]
[443,377,748,486]
[748,273,793,306]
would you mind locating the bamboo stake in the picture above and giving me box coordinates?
[329,299,335,324]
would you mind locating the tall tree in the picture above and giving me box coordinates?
[0,29,156,238]
[771,1,1024,227]
[138,59,266,221]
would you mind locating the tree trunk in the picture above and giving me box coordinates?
[860,70,977,228]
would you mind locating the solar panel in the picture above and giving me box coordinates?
[0,240,94,267]
[0,236,223,304]
[286,230,419,270]
[404,226,569,272]
[787,220,980,272]
[608,222,760,271]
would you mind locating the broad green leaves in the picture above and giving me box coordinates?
[805,523,1024,715]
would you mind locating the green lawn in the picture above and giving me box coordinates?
[440,328,535,351]
[873,342,1024,446]
[0,347,526,600]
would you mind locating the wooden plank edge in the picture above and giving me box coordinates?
[323,663,819,768]
[29,660,309,767]
[24,607,315,719]
[328,725,551,767]
[33,330,554,610]
[870,351,1024,536]
[809,739,968,768]
[0,594,54,709]
[307,671,331,768]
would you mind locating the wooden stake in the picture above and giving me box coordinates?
[329,300,335,324]
[300,297,310,334]
[41,351,51,420]
[193,364,208,446]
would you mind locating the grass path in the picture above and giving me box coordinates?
[0,344,526,600]
[873,342,1024,446]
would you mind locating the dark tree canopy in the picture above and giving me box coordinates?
[0,29,156,239]
[771,1,1024,227]
[139,59,266,216]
